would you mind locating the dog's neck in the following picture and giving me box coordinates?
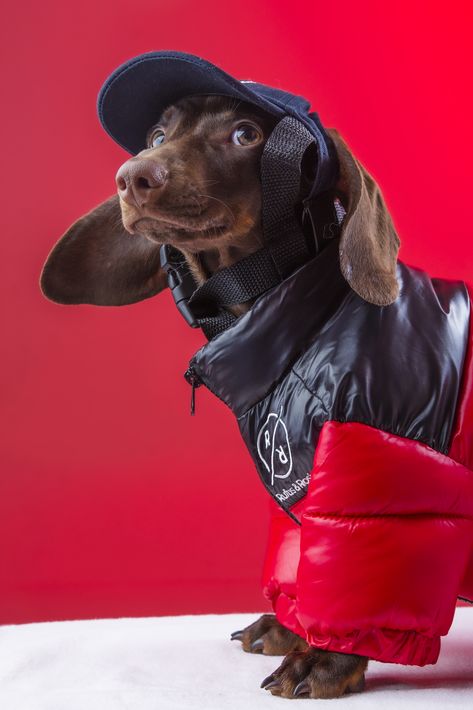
[177,224,265,317]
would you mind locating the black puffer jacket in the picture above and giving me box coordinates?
[185,234,473,667]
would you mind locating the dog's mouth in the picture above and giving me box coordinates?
[118,192,237,245]
[129,213,232,245]
[135,215,229,233]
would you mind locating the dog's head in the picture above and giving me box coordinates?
[40,95,400,310]
[116,96,279,252]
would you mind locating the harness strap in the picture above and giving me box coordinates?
[260,116,316,279]
[189,248,281,340]
[189,245,281,310]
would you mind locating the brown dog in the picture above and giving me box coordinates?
[40,94,400,698]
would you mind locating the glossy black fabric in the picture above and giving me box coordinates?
[188,237,471,519]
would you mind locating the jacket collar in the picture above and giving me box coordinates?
[188,236,352,418]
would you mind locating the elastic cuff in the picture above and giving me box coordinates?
[304,625,441,666]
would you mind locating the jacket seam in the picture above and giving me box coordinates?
[301,512,473,521]
[290,367,327,410]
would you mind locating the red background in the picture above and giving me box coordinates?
[1,0,472,624]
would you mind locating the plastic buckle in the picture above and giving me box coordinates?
[159,244,199,328]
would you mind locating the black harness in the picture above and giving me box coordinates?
[160,115,346,342]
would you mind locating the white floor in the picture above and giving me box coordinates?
[0,609,472,709]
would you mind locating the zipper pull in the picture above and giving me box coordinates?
[184,366,202,416]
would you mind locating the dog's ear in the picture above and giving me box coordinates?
[40,195,167,305]
[327,128,400,306]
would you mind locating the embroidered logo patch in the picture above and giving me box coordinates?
[256,406,293,486]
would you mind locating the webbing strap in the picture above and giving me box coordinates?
[189,246,280,312]
[188,248,281,340]
[261,116,316,278]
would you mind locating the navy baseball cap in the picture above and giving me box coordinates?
[97,50,339,198]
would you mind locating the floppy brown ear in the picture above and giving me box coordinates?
[327,128,400,306]
[39,195,167,305]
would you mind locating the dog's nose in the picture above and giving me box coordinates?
[115,159,168,207]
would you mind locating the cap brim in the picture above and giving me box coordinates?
[97,50,286,155]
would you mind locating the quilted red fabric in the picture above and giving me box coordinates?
[262,419,473,665]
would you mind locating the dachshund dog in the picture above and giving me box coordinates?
[40,94,402,698]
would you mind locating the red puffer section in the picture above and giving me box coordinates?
[295,421,473,665]
[261,497,305,638]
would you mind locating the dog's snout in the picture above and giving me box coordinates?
[115,159,168,207]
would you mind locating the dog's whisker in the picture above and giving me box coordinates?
[111,213,127,232]
[196,193,236,223]
[190,194,204,216]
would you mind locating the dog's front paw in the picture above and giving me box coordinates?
[261,647,368,699]
[230,614,308,655]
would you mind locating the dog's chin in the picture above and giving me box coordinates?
[127,216,231,249]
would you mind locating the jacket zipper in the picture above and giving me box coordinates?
[183,366,203,416]
[183,361,231,415]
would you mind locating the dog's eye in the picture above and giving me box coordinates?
[150,129,166,147]
[231,123,262,146]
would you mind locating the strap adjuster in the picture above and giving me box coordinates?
[159,244,200,328]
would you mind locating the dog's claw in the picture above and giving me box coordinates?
[260,673,275,689]
[230,630,243,640]
[250,638,264,653]
[262,648,368,699]
[293,680,310,697]
[264,680,281,692]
